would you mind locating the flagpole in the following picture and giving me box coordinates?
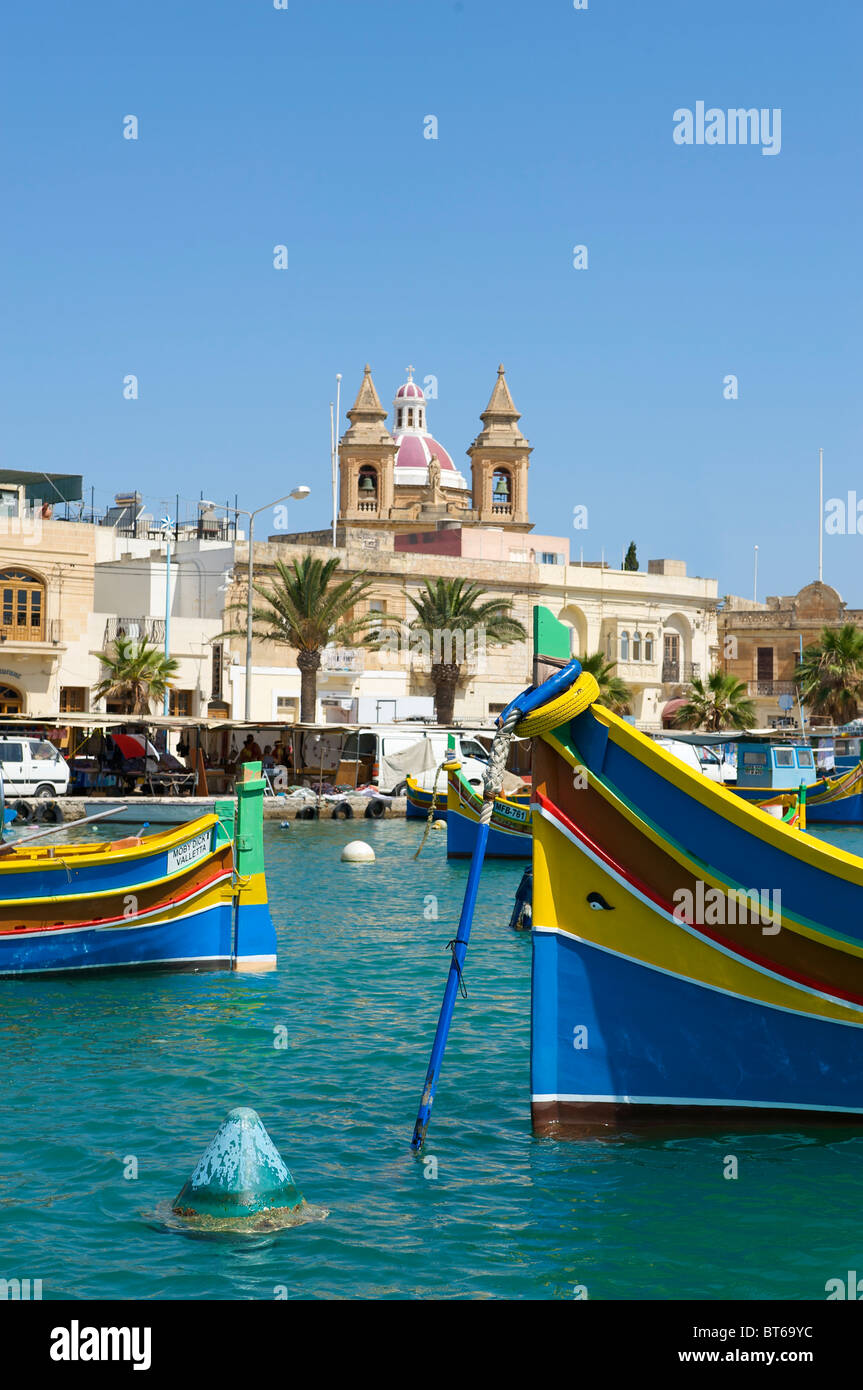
[819,447,823,582]
[332,373,342,549]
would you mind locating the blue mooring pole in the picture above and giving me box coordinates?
[410,657,584,1151]
[411,813,491,1151]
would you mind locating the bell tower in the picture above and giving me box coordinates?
[467,365,532,530]
[338,365,397,528]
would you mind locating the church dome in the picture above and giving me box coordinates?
[391,367,468,490]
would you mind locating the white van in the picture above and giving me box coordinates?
[654,737,736,784]
[339,726,491,794]
[0,738,70,798]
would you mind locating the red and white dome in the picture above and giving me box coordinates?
[391,369,468,491]
[395,380,425,401]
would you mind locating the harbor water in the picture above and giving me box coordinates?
[2,819,863,1300]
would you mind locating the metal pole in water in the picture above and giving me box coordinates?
[411,810,491,1152]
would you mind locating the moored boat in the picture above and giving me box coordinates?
[528,609,863,1132]
[0,763,275,978]
[446,762,531,859]
[404,776,448,821]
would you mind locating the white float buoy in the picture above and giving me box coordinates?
[432,819,446,830]
[341,840,375,863]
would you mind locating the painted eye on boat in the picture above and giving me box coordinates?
[586,892,613,911]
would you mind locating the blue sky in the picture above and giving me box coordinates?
[2,1,861,602]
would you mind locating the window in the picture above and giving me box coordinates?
[30,740,59,761]
[0,686,21,714]
[773,748,795,768]
[169,689,193,718]
[797,749,815,768]
[276,696,298,722]
[397,409,404,428]
[757,647,774,682]
[407,408,414,427]
[459,739,489,762]
[538,551,563,565]
[60,686,86,713]
[0,743,24,763]
[620,630,630,661]
[0,569,45,641]
[632,631,642,662]
[645,633,654,662]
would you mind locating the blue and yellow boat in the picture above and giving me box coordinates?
[446,763,531,859]
[0,764,275,978]
[527,609,863,1131]
[404,776,448,821]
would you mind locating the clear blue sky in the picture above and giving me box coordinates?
[2,1,861,602]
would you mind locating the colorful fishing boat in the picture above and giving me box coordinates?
[0,763,275,978]
[525,608,863,1131]
[446,762,531,859]
[404,776,448,821]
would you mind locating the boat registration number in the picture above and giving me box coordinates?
[167,831,212,874]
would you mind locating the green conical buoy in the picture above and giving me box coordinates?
[172,1107,303,1222]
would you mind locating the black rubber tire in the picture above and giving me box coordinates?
[296,806,319,821]
[365,799,386,820]
[33,783,56,800]
[391,781,407,797]
[37,800,62,824]
[332,802,354,819]
[14,800,34,824]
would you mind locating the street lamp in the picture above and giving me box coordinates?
[203,487,310,721]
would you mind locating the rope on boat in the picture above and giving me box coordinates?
[413,758,453,861]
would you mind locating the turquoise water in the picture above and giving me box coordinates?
[2,818,863,1300]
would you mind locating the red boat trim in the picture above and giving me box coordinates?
[0,867,234,938]
[535,789,863,1009]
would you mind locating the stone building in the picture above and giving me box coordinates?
[719,580,861,727]
[223,365,720,728]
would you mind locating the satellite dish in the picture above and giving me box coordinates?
[777,695,794,711]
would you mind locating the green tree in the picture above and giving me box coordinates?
[93,638,180,715]
[673,671,757,732]
[795,623,863,724]
[225,553,378,722]
[623,542,638,572]
[400,578,526,725]
[578,652,633,714]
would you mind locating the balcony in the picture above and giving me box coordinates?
[321,645,365,674]
[0,617,62,650]
[747,679,797,698]
[662,661,701,684]
[103,617,166,647]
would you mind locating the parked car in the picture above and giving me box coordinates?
[338,726,491,794]
[0,738,70,797]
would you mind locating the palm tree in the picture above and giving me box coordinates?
[578,652,632,714]
[93,638,179,714]
[673,671,757,732]
[795,623,863,724]
[401,578,527,725]
[225,553,378,722]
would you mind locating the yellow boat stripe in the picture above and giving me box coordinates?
[534,803,863,1025]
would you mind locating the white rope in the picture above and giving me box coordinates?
[479,709,521,825]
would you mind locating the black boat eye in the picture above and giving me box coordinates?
[587,892,613,911]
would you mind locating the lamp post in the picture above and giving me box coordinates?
[203,488,310,721]
[159,515,176,716]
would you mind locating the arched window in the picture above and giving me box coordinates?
[620,630,630,662]
[492,469,512,511]
[0,569,45,641]
[0,684,22,713]
[632,631,641,662]
[357,467,378,511]
[645,632,654,662]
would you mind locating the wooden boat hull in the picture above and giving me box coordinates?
[531,661,863,1131]
[404,778,447,821]
[446,767,531,859]
[0,771,275,978]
